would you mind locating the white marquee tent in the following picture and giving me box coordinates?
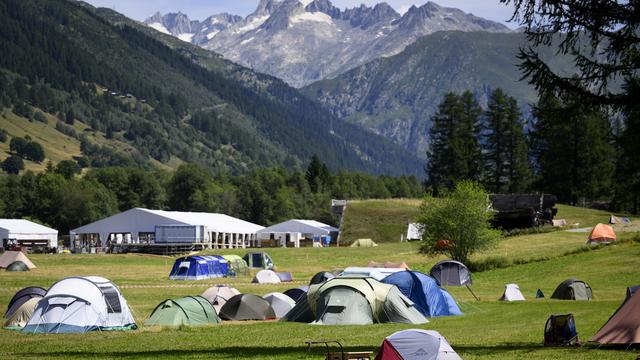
[256,219,339,248]
[0,219,58,249]
[70,208,264,252]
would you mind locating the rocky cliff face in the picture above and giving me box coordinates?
[146,0,512,87]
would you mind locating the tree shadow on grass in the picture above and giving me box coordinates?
[39,345,377,359]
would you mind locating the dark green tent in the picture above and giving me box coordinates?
[6,261,29,272]
[551,279,593,300]
[144,296,220,326]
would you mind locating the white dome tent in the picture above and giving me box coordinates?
[252,269,282,284]
[22,276,136,333]
[499,283,526,302]
[375,329,461,360]
[262,292,295,318]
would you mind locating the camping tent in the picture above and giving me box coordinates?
[168,255,228,280]
[310,271,335,285]
[22,276,136,333]
[430,260,472,287]
[339,267,405,281]
[6,261,29,272]
[218,294,276,321]
[243,252,274,270]
[252,269,282,284]
[382,271,462,317]
[285,277,427,325]
[587,223,616,244]
[283,287,308,303]
[0,251,35,269]
[145,296,220,326]
[591,290,640,344]
[368,261,410,270]
[350,239,378,247]
[499,284,526,301]
[276,272,293,282]
[374,329,462,360]
[551,279,593,300]
[627,285,640,299]
[4,298,39,330]
[281,294,316,323]
[201,285,241,313]
[262,292,296,318]
[609,215,631,224]
[5,286,46,318]
[222,254,249,276]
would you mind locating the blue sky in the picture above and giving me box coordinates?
[84,0,516,27]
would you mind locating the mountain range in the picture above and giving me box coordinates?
[146,0,512,87]
[0,0,421,176]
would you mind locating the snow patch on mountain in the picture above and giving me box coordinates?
[148,22,170,35]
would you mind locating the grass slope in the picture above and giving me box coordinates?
[341,199,631,244]
[0,205,638,359]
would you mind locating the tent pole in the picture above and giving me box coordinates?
[466,284,480,301]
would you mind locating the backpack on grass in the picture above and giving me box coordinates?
[544,314,580,346]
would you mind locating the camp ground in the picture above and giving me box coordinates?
[0,204,639,359]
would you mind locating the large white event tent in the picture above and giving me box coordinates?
[0,219,58,249]
[256,219,339,248]
[70,208,264,252]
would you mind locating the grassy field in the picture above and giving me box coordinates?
[1,204,639,359]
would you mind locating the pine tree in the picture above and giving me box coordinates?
[530,93,614,203]
[483,89,532,193]
[426,92,483,194]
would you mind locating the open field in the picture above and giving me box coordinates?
[1,204,639,359]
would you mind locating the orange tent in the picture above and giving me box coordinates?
[587,223,616,244]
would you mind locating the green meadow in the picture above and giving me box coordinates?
[0,204,638,359]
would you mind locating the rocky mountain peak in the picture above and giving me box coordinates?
[305,0,341,19]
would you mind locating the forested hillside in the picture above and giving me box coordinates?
[0,0,422,176]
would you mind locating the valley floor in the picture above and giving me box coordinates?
[1,206,639,359]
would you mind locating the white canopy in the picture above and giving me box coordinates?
[0,219,58,248]
[257,219,338,236]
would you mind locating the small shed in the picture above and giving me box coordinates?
[0,219,58,250]
[256,219,338,248]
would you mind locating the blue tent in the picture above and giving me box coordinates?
[382,270,462,317]
[169,256,228,280]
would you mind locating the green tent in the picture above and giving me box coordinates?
[6,261,29,272]
[222,255,249,276]
[144,296,220,326]
[283,277,427,325]
[551,279,593,300]
[350,239,378,248]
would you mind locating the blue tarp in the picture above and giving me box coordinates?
[382,270,462,317]
[169,256,229,280]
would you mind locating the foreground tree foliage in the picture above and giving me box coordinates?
[418,181,502,265]
[503,0,640,212]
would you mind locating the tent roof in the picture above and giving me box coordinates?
[0,219,57,234]
[591,291,640,344]
[0,251,36,269]
[588,223,616,242]
[71,208,264,234]
[340,267,405,281]
[257,219,338,235]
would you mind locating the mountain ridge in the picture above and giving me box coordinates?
[145,0,512,87]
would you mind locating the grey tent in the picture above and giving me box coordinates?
[219,294,276,321]
[284,277,427,325]
[243,252,274,270]
[536,289,545,299]
[430,259,478,300]
[262,292,295,318]
[4,297,39,330]
[283,287,308,303]
[551,279,593,300]
[627,285,640,299]
[310,271,335,285]
[5,286,46,318]
[6,261,29,272]
[430,260,472,286]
